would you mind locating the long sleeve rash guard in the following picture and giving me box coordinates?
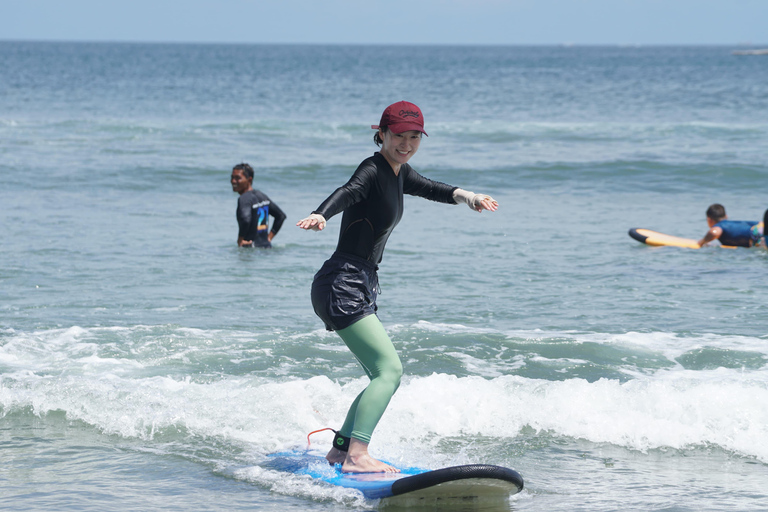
[236,189,287,247]
[313,152,458,264]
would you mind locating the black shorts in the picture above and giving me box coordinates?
[311,251,379,331]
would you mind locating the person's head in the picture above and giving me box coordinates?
[706,204,727,224]
[231,163,254,195]
[372,101,428,146]
[372,101,427,167]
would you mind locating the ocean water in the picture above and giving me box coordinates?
[1,42,768,511]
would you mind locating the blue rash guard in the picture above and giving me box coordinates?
[714,220,760,247]
[236,189,286,248]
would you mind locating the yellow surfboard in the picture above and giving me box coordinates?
[628,228,701,248]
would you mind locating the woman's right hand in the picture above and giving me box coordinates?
[296,213,326,231]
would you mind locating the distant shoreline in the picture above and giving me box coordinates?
[732,48,768,55]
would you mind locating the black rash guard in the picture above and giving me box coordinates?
[236,189,287,247]
[313,152,458,264]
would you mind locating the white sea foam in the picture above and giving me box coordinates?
[2,359,766,464]
[234,464,368,507]
[2,325,766,468]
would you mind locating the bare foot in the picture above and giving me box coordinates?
[341,438,400,473]
[342,453,400,473]
[325,446,346,465]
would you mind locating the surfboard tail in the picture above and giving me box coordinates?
[390,464,523,497]
[628,228,648,244]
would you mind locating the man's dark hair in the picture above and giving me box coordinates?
[233,163,254,180]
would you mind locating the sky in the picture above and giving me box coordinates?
[1,0,766,46]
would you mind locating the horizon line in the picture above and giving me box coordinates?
[2,38,767,48]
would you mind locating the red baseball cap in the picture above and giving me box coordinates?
[371,101,428,136]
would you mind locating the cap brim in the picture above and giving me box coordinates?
[386,122,428,136]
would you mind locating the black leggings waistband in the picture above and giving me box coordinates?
[328,251,379,272]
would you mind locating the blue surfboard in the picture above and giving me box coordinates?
[264,451,524,503]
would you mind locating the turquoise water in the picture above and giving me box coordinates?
[1,42,768,511]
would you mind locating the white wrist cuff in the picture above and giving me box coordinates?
[453,188,475,206]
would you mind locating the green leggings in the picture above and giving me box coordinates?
[336,314,403,444]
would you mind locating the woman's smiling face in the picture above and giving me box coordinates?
[379,129,422,169]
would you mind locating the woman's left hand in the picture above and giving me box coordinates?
[472,194,498,212]
[453,188,499,213]
[296,213,327,231]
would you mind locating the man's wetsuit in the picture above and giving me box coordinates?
[236,189,286,248]
[714,220,760,247]
[310,152,458,445]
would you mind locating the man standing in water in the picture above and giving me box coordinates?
[231,163,287,248]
